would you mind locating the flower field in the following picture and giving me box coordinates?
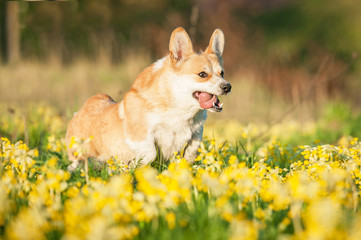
[1,103,361,240]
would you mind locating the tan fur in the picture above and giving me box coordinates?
[65,27,231,169]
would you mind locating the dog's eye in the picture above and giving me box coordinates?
[198,72,208,78]
[220,70,224,78]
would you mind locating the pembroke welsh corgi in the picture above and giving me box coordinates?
[65,27,231,170]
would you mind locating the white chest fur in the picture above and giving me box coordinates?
[149,110,207,159]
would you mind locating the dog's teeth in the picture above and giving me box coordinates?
[219,103,223,108]
[213,102,216,107]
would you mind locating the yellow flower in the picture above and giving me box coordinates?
[165,212,176,230]
[47,157,57,168]
[67,186,79,198]
[254,208,265,220]
[229,155,237,165]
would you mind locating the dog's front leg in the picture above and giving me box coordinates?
[183,127,203,163]
[125,137,157,167]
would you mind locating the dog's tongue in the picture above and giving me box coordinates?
[197,92,217,109]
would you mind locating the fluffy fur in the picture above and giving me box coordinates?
[65,27,231,169]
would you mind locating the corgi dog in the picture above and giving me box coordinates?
[65,27,231,170]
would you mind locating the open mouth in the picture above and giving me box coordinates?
[193,91,223,112]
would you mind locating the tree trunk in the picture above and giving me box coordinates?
[5,1,20,64]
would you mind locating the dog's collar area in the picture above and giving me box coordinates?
[193,91,223,112]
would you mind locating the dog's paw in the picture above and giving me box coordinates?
[67,161,79,172]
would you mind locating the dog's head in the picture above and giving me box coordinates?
[168,27,231,112]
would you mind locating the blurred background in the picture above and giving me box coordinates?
[1,0,361,125]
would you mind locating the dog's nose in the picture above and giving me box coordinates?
[221,83,232,94]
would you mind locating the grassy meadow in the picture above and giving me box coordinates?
[1,61,361,240]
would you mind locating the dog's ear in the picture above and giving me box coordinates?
[205,29,225,58]
[169,27,193,63]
